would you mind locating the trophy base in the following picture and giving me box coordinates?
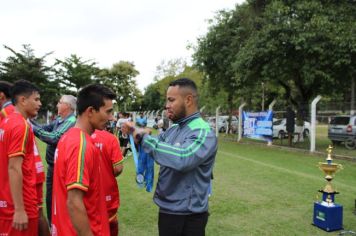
[313,202,343,232]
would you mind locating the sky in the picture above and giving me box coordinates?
[0,0,244,91]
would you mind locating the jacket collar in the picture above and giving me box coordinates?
[58,112,75,123]
[175,111,200,126]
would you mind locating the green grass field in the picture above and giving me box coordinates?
[38,137,356,235]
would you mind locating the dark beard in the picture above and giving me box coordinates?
[170,105,186,123]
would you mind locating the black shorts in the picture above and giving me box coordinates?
[158,211,209,236]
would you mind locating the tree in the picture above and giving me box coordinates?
[54,54,100,94]
[142,65,204,112]
[154,58,187,81]
[142,84,163,111]
[0,44,59,111]
[100,61,140,111]
[193,3,257,131]
[235,1,356,119]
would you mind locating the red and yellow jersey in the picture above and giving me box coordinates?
[33,140,45,185]
[0,103,15,123]
[0,112,38,220]
[91,130,123,221]
[51,128,109,236]
[33,139,45,206]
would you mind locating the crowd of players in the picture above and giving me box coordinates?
[0,80,125,236]
[0,77,217,236]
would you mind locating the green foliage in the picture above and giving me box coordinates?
[142,84,163,111]
[142,65,205,111]
[0,44,59,111]
[100,61,140,111]
[193,0,356,117]
[0,46,142,112]
[193,3,259,121]
[236,1,355,108]
[154,58,187,81]
[55,54,100,94]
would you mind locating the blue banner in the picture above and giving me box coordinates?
[242,110,273,142]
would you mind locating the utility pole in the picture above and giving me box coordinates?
[262,82,265,111]
[351,77,355,115]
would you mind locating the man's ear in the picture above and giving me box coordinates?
[17,95,26,106]
[185,94,194,106]
[0,92,4,101]
[85,106,95,117]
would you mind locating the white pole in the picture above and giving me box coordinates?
[351,77,355,115]
[133,112,137,124]
[238,103,246,142]
[200,105,206,114]
[310,95,322,152]
[267,99,277,146]
[46,110,50,124]
[269,99,277,111]
[262,82,265,111]
[215,106,220,137]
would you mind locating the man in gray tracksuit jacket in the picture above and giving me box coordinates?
[137,78,217,236]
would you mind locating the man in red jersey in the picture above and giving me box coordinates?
[92,128,124,236]
[33,140,50,236]
[0,79,50,235]
[0,80,41,236]
[0,81,15,123]
[52,84,116,236]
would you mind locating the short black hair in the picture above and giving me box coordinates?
[77,84,116,115]
[11,80,40,105]
[169,78,197,92]
[169,78,198,103]
[0,81,13,98]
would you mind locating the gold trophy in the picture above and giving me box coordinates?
[318,145,343,203]
[313,145,343,231]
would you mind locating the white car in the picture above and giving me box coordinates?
[207,116,238,133]
[272,118,310,139]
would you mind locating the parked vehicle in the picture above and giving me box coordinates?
[328,115,356,148]
[207,115,238,133]
[272,118,310,139]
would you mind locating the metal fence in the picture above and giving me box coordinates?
[201,99,356,158]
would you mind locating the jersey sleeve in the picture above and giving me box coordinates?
[8,120,30,158]
[65,133,93,192]
[110,136,124,167]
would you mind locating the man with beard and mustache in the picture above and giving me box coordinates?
[128,78,217,236]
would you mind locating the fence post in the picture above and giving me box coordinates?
[310,95,322,152]
[215,106,220,137]
[200,105,206,113]
[238,103,246,142]
[267,99,277,146]
[269,99,276,111]
[133,112,137,124]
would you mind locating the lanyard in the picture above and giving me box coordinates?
[129,134,144,186]
[129,134,139,172]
